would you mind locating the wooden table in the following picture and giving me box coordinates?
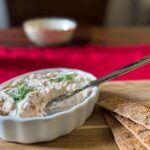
[0,27,150,149]
[1,27,150,47]
[0,81,149,150]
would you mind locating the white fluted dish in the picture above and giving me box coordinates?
[0,68,99,143]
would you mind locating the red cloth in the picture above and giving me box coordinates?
[0,45,150,83]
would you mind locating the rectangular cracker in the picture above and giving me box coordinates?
[99,98,150,130]
[112,112,150,149]
[103,111,147,150]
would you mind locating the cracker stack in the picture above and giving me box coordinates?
[99,98,150,150]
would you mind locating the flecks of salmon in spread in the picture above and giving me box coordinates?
[0,72,92,118]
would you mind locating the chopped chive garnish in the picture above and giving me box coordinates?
[6,84,32,103]
[49,74,75,82]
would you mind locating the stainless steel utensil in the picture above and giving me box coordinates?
[45,55,150,111]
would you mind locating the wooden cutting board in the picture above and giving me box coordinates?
[1,80,150,150]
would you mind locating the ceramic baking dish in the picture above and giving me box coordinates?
[0,68,99,143]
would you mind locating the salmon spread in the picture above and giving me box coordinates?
[0,71,92,118]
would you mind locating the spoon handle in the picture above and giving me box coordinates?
[46,55,150,107]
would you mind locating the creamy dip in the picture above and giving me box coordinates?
[0,71,92,118]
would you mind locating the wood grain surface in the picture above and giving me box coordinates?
[1,27,150,47]
[0,80,150,149]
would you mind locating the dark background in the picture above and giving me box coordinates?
[7,0,108,27]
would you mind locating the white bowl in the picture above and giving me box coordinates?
[0,68,99,143]
[23,18,77,46]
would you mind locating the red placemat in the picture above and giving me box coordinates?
[0,45,150,83]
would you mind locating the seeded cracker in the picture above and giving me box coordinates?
[99,98,150,130]
[103,111,147,150]
[112,112,150,149]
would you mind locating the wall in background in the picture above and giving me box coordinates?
[0,0,9,28]
[7,0,107,27]
[2,0,150,28]
[105,0,150,26]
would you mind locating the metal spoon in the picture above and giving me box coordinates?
[45,55,150,111]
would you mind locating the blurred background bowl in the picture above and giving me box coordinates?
[23,17,77,46]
